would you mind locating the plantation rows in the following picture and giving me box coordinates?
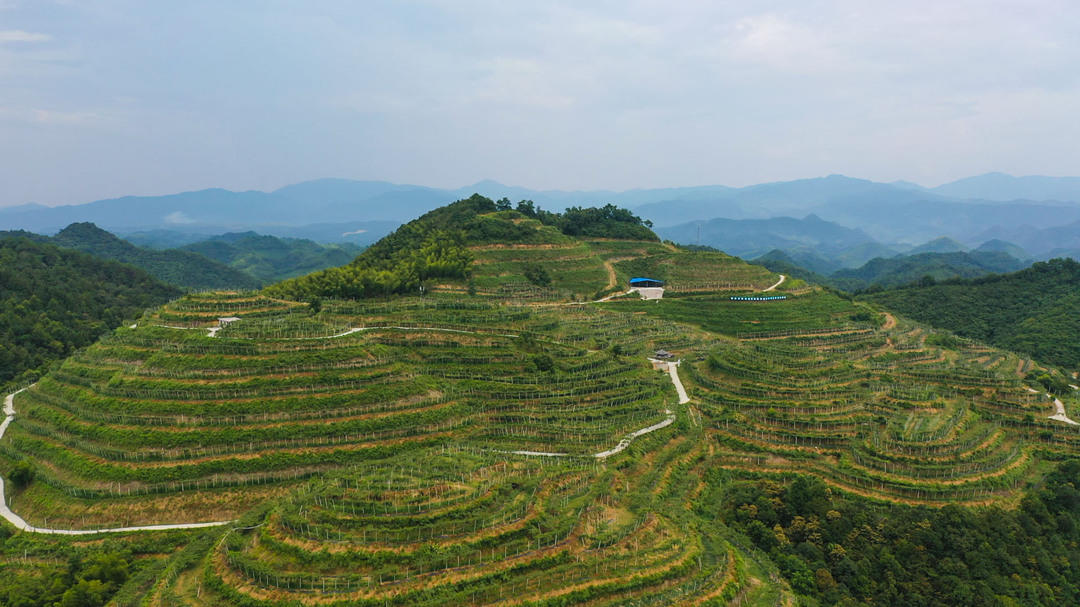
[684,313,1074,505]
[2,292,687,529]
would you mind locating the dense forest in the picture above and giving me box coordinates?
[266,195,657,300]
[862,258,1080,369]
[180,231,361,283]
[714,461,1080,605]
[47,223,260,289]
[0,238,180,386]
[0,223,258,290]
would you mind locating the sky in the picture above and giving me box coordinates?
[1,0,1078,207]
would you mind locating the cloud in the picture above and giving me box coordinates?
[0,30,51,43]
[164,211,195,224]
[31,108,99,125]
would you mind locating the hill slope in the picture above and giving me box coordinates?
[830,250,1026,290]
[862,257,1080,368]
[266,195,673,301]
[4,198,1080,607]
[47,223,260,289]
[180,232,361,283]
[0,237,180,385]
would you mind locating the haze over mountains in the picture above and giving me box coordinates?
[4,173,1080,262]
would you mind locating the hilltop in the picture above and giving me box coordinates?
[1,197,1080,606]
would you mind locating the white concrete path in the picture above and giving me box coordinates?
[1049,396,1079,426]
[763,274,786,292]
[502,357,688,459]
[1,387,230,535]
[500,411,676,460]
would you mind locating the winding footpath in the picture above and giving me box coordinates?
[1,387,229,535]
[763,274,786,292]
[1029,386,1079,426]
[2,353,690,532]
[1050,396,1079,426]
[503,358,688,459]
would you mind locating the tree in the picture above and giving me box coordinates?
[9,460,34,488]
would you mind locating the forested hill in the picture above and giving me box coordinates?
[266,194,659,300]
[830,250,1027,291]
[179,231,362,283]
[861,257,1080,368]
[754,249,1029,292]
[0,237,180,385]
[48,223,260,289]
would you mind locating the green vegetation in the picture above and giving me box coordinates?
[266,195,660,301]
[755,249,1028,292]
[4,197,1080,606]
[0,238,180,386]
[721,462,1080,604]
[46,223,260,290]
[180,232,362,283]
[0,526,194,607]
[862,258,1080,369]
[830,250,1026,291]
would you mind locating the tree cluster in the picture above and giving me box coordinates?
[715,461,1080,605]
[266,194,658,301]
[0,238,180,386]
[862,258,1080,369]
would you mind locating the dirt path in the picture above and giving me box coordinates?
[882,313,896,330]
[763,274,786,292]
[1,387,231,535]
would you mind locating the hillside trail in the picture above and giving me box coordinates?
[762,274,785,292]
[882,313,896,330]
[1049,396,1079,426]
[504,359,686,459]
[1,351,688,533]
[0,388,232,534]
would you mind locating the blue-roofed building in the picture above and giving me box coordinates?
[629,277,665,288]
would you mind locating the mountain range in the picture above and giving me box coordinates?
[5,173,1080,256]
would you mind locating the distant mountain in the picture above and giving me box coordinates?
[753,250,835,284]
[180,232,362,283]
[656,214,875,260]
[889,180,929,191]
[974,239,1031,261]
[831,251,1026,291]
[931,172,1080,203]
[907,236,967,255]
[0,237,180,385]
[636,174,945,228]
[971,220,1080,257]
[829,241,903,268]
[6,173,1080,249]
[862,258,1080,368]
[1,223,261,289]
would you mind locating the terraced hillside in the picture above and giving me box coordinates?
[4,198,1080,606]
[619,296,1079,506]
[1,292,690,530]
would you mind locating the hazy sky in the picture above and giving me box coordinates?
[2,1,1078,206]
